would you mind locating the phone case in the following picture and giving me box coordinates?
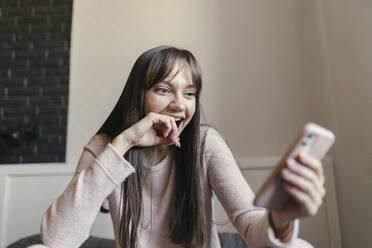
[253,123,335,210]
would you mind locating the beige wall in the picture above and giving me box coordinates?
[68,0,332,161]
[1,0,371,247]
[67,0,220,164]
[212,1,332,157]
[317,0,372,247]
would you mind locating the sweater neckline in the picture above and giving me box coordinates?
[143,151,170,171]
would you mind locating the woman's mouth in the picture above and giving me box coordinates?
[174,118,183,129]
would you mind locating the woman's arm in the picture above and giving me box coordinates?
[41,112,181,248]
[41,135,135,248]
[204,127,300,247]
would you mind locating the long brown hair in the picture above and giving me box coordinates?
[96,46,207,247]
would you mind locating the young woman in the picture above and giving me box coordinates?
[41,46,324,248]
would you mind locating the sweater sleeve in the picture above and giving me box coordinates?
[204,127,300,248]
[41,140,135,248]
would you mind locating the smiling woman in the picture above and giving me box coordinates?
[39,46,317,248]
[95,47,205,247]
[145,61,197,138]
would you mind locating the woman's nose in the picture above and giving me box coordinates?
[169,97,186,111]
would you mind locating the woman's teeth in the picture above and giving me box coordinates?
[174,118,183,128]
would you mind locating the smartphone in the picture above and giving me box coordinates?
[253,123,335,210]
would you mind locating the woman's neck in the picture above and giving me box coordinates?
[143,144,170,167]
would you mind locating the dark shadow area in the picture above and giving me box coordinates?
[0,0,72,164]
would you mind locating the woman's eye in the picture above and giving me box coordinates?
[185,92,195,97]
[155,87,170,94]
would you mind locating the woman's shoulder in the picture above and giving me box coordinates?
[200,124,230,154]
[200,123,226,140]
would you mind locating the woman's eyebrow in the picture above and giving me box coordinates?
[158,81,195,89]
[185,84,196,89]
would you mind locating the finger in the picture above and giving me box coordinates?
[153,115,172,137]
[169,129,180,147]
[281,168,320,203]
[166,116,179,147]
[156,115,177,138]
[162,121,172,138]
[283,183,320,216]
[296,151,325,184]
[169,116,179,138]
[164,118,174,138]
[150,113,179,146]
[156,117,178,146]
[286,158,324,194]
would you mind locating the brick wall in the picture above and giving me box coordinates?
[0,0,72,164]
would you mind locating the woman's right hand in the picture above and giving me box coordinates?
[111,112,180,155]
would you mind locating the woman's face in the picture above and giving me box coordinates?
[145,62,197,136]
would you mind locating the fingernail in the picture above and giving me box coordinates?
[287,158,295,168]
[300,150,308,159]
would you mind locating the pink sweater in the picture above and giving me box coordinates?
[41,126,306,248]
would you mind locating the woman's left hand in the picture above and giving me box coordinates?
[270,150,326,231]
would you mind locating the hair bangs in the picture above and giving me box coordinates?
[145,48,202,96]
